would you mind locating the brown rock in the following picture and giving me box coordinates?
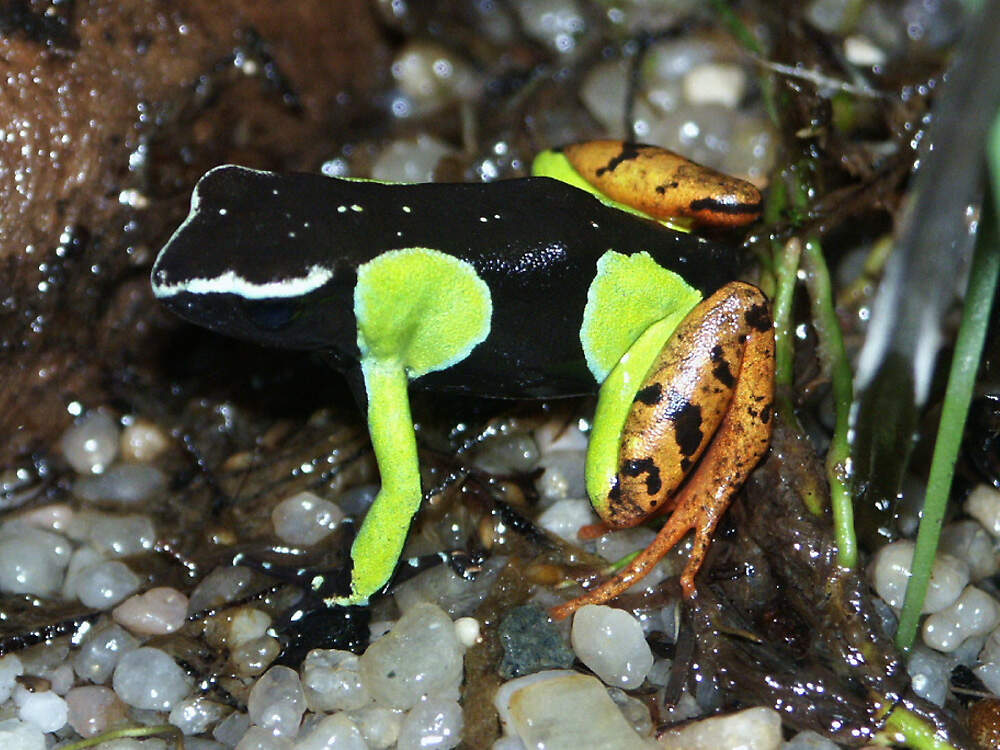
[0,1,385,465]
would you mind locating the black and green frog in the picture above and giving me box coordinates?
[151,140,774,619]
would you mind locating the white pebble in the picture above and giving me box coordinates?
[74,623,138,684]
[938,520,998,581]
[843,35,887,66]
[868,540,969,613]
[271,491,344,546]
[17,503,73,533]
[397,696,463,750]
[966,485,1000,538]
[294,712,368,750]
[73,464,166,505]
[0,718,45,750]
[0,652,26,703]
[120,419,171,463]
[683,63,747,109]
[247,665,306,737]
[359,603,464,710]
[534,450,587,501]
[189,565,253,613]
[169,696,230,735]
[112,647,191,710]
[472,433,540,474]
[213,711,251,747]
[595,528,672,593]
[76,560,141,608]
[351,705,403,749]
[906,646,954,705]
[231,635,281,678]
[514,0,585,53]
[65,685,127,737]
[61,411,120,474]
[14,684,68,732]
[571,605,653,688]
[229,608,272,647]
[49,663,74,695]
[658,706,782,750]
[372,135,453,184]
[234,726,293,750]
[454,617,480,647]
[391,42,479,114]
[300,649,370,713]
[495,670,649,749]
[113,586,188,635]
[536,498,595,540]
[63,545,104,600]
[0,538,64,596]
[579,60,629,135]
[923,586,1000,652]
[534,420,588,455]
[83,512,156,557]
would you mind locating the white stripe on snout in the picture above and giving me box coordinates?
[153,264,334,300]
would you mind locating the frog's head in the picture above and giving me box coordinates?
[151,166,356,352]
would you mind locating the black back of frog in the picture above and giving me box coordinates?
[152,166,740,398]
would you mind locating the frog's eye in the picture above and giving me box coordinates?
[244,299,302,332]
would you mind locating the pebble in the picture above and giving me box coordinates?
[454,617,480,647]
[60,410,120,474]
[301,648,371,713]
[120,419,171,463]
[189,565,253,614]
[271,491,344,546]
[923,586,1000,652]
[352,705,403,749]
[570,605,653,688]
[74,623,139,684]
[113,587,189,635]
[62,545,104,600]
[390,42,479,114]
[228,607,272,647]
[397,696,463,750]
[682,63,746,109]
[513,0,585,53]
[65,685,127,737]
[498,605,574,679]
[0,527,71,596]
[868,540,969,613]
[658,706,782,750]
[906,646,954,705]
[81,512,157,557]
[214,711,251,747]
[536,498,595,540]
[472,433,540,474]
[0,653,24,703]
[495,670,650,749]
[371,135,454,184]
[0,718,45,750]
[73,464,167,505]
[76,560,141,608]
[938,520,998,581]
[112,647,191,710]
[843,35,888,66]
[966,485,1000,538]
[360,603,464,710]
[294,712,368,750]
[48,663,75,695]
[14,684,68,733]
[231,635,282,679]
[169,696,231,735]
[17,503,73,533]
[234,726,293,750]
[534,420,588,455]
[247,665,306,737]
[534,450,588,501]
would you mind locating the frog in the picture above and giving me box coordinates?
[150,139,774,620]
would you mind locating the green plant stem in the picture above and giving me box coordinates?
[894,196,1000,652]
[801,237,857,570]
[772,236,802,396]
[61,725,184,750]
[880,703,959,750]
